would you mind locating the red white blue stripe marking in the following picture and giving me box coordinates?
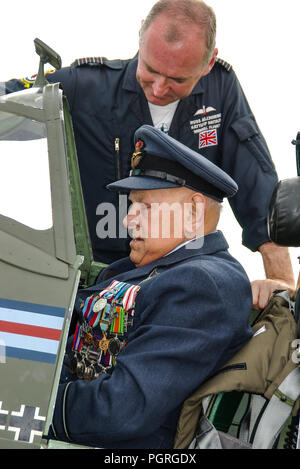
[0,298,65,364]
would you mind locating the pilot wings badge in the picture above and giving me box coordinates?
[194,106,216,116]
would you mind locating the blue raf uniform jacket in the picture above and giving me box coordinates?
[51,231,253,449]
[2,56,278,264]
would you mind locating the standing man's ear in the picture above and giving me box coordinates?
[139,19,145,39]
[201,48,218,77]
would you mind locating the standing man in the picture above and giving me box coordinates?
[1,0,294,307]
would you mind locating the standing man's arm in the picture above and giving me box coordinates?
[211,69,295,308]
[251,241,295,309]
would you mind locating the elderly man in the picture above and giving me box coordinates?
[1,0,293,308]
[50,125,253,449]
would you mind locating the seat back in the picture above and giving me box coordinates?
[174,293,300,449]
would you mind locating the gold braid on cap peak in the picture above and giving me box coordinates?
[131,140,145,169]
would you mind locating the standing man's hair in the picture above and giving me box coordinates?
[140,0,217,65]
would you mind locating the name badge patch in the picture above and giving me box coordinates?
[189,106,222,149]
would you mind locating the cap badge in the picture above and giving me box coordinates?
[131,140,144,169]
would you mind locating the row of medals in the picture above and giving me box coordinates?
[70,295,133,381]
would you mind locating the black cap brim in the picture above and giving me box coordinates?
[107,175,179,193]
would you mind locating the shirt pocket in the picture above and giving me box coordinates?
[231,116,275,172]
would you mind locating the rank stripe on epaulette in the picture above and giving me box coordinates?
[75,57,105,66]
[216,57,232,72]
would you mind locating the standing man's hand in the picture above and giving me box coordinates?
[251,278,295,310]
[251,242,295,309]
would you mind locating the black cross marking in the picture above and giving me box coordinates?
[8,405,45,443]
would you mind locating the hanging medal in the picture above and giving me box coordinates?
[70,280,140,380]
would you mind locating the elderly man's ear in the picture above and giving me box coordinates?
[184,193,206,238]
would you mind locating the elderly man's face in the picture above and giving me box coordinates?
[123,188,204,268]
[136,15,217,106]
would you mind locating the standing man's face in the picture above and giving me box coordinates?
[136,14,217,106]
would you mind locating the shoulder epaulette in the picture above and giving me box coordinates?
[215,57,232,72]
[72,57,124,70]
[73,57,107,67]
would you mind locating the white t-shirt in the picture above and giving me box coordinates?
[148,100,179,134]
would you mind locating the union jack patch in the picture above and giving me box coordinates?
[199,129,218,149]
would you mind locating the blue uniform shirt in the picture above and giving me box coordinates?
[3,57,278,263]
[51,231,253,449]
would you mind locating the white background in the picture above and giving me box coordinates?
[0,0,300,282]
